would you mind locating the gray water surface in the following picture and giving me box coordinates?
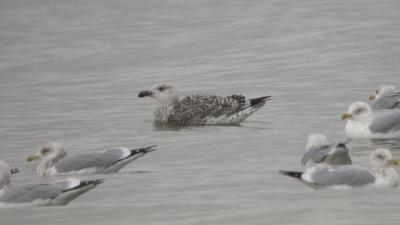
[1,0,400,224]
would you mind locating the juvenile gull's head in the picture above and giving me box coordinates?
[370,148,400,168]
[138,83,179,105]
[369,84,397,101]
[341,101,372,122]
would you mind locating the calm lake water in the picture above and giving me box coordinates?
[1,0,400,224]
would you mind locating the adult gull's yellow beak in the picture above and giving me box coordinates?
[341,112,352,120]
[27,155,40,161]
[388,159,400,165]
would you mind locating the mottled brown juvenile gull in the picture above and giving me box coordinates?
[342,101,400,139]
[369,84,400,110]
[27,142,157,177]
[138,83,271,126]
[301,134,352,166]
[280,148,400,189]
[0,160,102,206]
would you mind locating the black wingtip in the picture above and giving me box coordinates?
[278,170,303,180]
[79,179,104,187]
[10,168,20,174]
[130,145,157,155]
[63,179,104,193]
[250,96,272,106]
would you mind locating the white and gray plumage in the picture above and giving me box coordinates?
[301,134,352,166]
[342,101,400,139]
[0,160,102,206]
[369,84,400,110]
[27,142,157,177]
[138,83,271,126]
[280,148,400,189]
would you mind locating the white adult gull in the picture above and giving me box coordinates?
[369,84,400,110]
[138,83,271,126]
[301,134,352,166]
[280,148,400,189]
[27,142,157,177]
[0,160,102,206]
[342,101,400,139]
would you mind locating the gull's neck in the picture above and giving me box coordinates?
[38,151,67,176]
[154,98,179,123]
[156,96,179,107]
[345,114,373,139]
[0,174,10,191]
[371,165,399,187]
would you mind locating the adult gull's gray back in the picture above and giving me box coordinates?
[27,142,157,177]
[138,83,271,126]
[0,160,102,206]
[280,148,400,189]
[369,84,400,110]
[301,134,352,166]
[342,101,400,139]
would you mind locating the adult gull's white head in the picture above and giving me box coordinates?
[342,101,373,122]
[305,134,330,151]
[369,84,397,101]
[27,142,67,176]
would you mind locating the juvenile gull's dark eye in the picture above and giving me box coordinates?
[158,86,166,91]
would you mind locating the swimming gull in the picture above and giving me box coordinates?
[27,142,157,177]
[138,83,271,126]
[342,101,400,139]
[280,148,400,189]
[301,134,352,166]
[0,160,102,206]
[369,84,400,110]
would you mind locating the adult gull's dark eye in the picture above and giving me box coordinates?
[41,147,50,154]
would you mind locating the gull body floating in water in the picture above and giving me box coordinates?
[369,84,400,110]
[280,148,400,189]
[138,83,271,126]
[342,101,400,139]
[27,142,157,177]
[0,160,102,206]
[301,134,352,166]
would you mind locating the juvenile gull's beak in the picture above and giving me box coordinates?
[369,95,376,100]
[27,155,40,162]
[138,90,152,98]
[341,112,352,120]
[388,159,400,165]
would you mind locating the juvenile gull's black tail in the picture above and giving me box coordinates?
[279,170,303,180]
[250,96,272,107]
